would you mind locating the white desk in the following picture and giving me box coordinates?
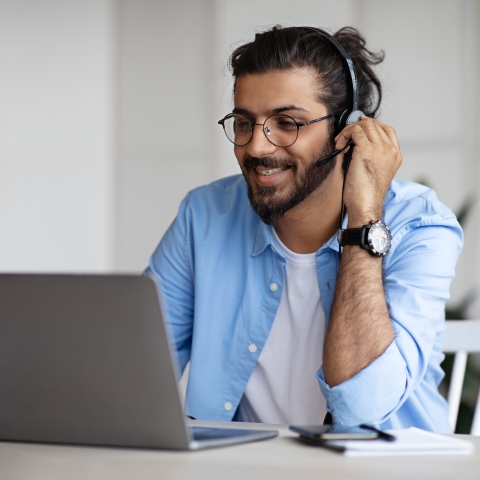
[1,421,479,480]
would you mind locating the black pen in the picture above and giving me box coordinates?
[360,424,396,442]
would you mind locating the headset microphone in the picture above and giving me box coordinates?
[315,110,365,167]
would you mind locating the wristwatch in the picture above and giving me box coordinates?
[338,220,392,256]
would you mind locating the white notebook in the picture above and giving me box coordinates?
[324,427,475,457]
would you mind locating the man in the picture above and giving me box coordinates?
[145,26,462,432]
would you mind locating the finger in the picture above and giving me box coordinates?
[372,121,402,167]
[358,117,384,144]
[334,122,357,146]
[375,122,402,166]
[334,126,351,149]
[372,121,393,145]
[335,117,383,147]
[374,120,400,149]
[335,123,370,149]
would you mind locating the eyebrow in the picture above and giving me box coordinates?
[232,105,309,117]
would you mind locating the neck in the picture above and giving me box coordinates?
[274,164,343,254]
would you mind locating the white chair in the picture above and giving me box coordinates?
[443,320,480,435]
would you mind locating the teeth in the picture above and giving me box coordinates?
[255,167,287,176]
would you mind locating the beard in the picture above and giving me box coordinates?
[241,140,336,226]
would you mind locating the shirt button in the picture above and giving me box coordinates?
[271,245,277,253]
[224,402,232,411]
[248,344,257,353]
[269,283,278,292]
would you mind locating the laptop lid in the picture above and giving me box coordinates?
[0,274,191,449]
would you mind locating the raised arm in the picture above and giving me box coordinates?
[323,116,402,387]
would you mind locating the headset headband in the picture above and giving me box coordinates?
[304,27,359,112]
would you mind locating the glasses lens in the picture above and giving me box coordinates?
[223,114,252,146]
[264,115,298,147]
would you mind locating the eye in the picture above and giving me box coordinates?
[272,116,297,131]
[236,120,251,131]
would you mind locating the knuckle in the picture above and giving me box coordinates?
[387,145,397,156]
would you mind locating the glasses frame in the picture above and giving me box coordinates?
[218,112,334,147]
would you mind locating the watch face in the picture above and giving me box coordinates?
[367,222,392,256]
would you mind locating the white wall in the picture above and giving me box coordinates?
[118,0,214,272]
[0,0,117,272]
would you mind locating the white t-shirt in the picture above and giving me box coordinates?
[237,228,327,424]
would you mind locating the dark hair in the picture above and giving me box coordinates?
[230,26,385,132]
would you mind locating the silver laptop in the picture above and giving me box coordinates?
[0,274,277,449]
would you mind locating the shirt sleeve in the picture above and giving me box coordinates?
[317,217,463,426]
[144,192,194,376]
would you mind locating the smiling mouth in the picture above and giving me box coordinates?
[255,166,289,176]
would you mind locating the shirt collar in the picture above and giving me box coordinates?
[251,215,347,257]
[252,219,275,257]
[326,213,349,253]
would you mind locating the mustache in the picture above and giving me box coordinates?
[243,155,296,170]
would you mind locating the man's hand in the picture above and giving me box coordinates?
[335,117,402,226]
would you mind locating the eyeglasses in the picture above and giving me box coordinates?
[218,113,334,148]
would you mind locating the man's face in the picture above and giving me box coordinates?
[233,68,335,225]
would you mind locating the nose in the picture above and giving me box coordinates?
[246,124,277,158]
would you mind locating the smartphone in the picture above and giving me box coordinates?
[290,424,379,442]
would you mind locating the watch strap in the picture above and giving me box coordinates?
[339,228,366,245]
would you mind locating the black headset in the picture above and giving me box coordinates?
[305,28,365,253]
[303,28,364,168]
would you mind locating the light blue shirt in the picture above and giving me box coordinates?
[145,175,463,433]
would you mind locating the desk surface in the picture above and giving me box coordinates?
[1,421,479,480]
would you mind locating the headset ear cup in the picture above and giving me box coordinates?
[346,110,365,124]
[336,109,351,135]
[335,109,365,136]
